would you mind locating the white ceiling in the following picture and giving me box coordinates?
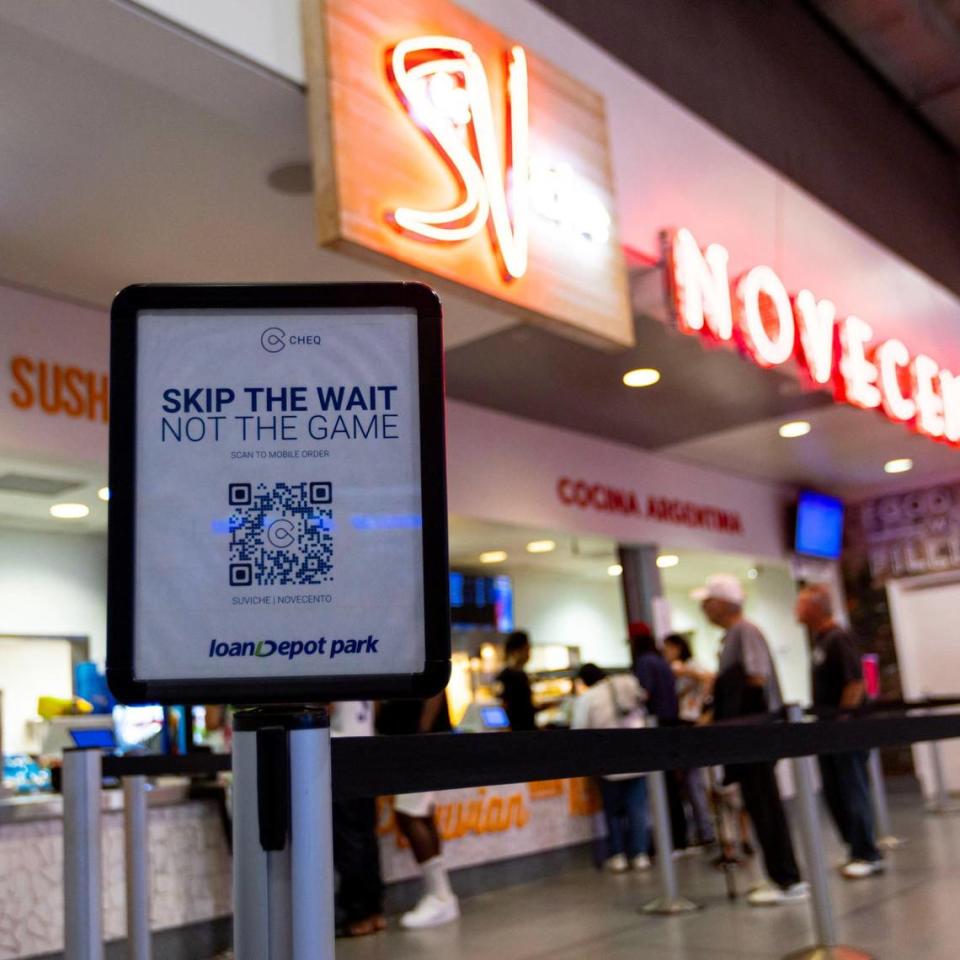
[0,0,516,352]
[448,514,781,590]
[1,0,959,513]
[448,515,619,581]
[0,455,107,535]
[663,400,960,500]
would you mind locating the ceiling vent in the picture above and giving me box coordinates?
[0,473,85,496]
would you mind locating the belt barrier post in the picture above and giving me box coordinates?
[641,718,699,915]
[290,721,334,956]
[782,704,873,960]
[63,747,104,960]
[233,709,334,960]
[123,775,152,960]
[926,732,960,814]
[866,750,903,849]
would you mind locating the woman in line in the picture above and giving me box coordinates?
[663,634,716,848]
[572,663,651,872]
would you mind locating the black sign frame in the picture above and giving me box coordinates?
[107,282,450,704]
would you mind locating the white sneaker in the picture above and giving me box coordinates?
[400,894,460,929]
[841,859,886,880]
[605,853,629,873]
[747,882,810,906]
[631,854,652,871]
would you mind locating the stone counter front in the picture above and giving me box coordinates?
[0,778,600,958]
[0,800,231,960]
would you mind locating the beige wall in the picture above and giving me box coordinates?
[512,567,629,668]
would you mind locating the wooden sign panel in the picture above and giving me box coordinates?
[303,0,633,348]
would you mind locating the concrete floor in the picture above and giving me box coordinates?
[332,793,960,960]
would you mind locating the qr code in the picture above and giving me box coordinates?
[227,481,333,587]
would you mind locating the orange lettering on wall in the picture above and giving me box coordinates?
[377,789,531,848]
[567,778,602,817]
[527,780,564,801]
[8,356,108,423]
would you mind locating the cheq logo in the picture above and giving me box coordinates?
[261,327,286,352]
[260,328,323,352]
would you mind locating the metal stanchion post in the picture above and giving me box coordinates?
[123,775,152,960]
[926,734,960,814]
[641,718,699,915]
[233,717,275,960]
[289,721,334,959]
[782,704,872,960]
[866,750,903,849]
[63,747,105,960]
[233,709,334,960]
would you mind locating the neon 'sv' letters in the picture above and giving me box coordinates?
[387,36,529,281]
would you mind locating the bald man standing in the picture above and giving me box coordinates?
[796,585,884,880]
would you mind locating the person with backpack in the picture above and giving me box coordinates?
[572,663,651,872]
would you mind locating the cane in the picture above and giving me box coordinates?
[706,765,738,900]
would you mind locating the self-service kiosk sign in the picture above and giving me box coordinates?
[107,283,450,704]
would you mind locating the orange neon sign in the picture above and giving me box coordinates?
[664,226,960,448]
[387,36,529,281]
[304,0,632,347]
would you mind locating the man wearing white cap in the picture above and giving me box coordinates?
[695,574,809,907]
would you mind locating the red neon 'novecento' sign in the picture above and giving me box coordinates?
[663,227,960,448]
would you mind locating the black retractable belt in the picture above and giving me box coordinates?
[101,702,960,800]
[256,725,290,852]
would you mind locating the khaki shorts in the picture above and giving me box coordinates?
[393,791,437,818]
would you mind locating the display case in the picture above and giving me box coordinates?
[448,628,580,729]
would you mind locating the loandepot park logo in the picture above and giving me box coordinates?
[208,635,379,661]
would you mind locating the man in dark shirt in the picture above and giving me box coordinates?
[496,631,538,731]
[796,585,884,879]
[629,622,680,721]
[628,622,688,852]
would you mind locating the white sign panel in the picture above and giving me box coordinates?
[108,284,450,704]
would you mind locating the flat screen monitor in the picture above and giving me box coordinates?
[113,704,165,752]
[795,491,844,560]
[450,573,512,631]
[69,728,117,750]
[480,705,510,729]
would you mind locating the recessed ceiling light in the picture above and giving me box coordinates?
[526,540,556,554]
[656,554,680,568]
[884,458,913,474]
[622,368,661,388]
[747,567,759,580]
[97,487,110,502]
[779,420,811,439]
[479,550,508,564]
[607,563,623,577]
[50,503,90,519]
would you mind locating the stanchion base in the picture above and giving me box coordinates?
[876,835,906,850]
[640,896,701,915]
[781,947,874,960]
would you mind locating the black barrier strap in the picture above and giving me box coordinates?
[102,753,232,777]
[100,706,960,799]
[330,711,960,798]
[806,696,960,720]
